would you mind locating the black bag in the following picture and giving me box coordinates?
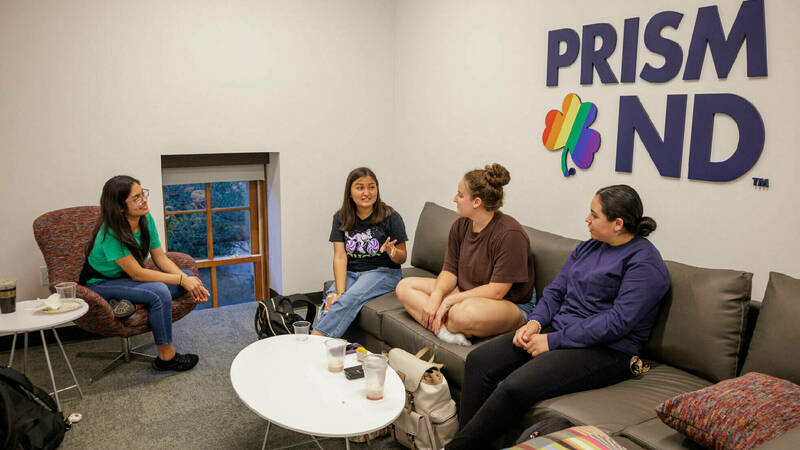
[0,366,69,450]
[515,417,574,444]
[255,294,317,339]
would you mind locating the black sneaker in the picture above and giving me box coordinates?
[152,353,199,372]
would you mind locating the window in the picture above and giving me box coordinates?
[162,180,268,309]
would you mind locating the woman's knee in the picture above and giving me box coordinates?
[465,340,496,372]
[492,376,529,406]
[448,300,481,331]
[395,277,414,303]
[146,283,173,309]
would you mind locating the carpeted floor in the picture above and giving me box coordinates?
[0,302,405,449]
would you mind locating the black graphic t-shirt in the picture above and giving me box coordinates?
[329,211,408,272]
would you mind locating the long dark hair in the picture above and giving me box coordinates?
[338,167,395,231]
[595,185,657,237]
[463,163,511,211]
[87,175,151,265]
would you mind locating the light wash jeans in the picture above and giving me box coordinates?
[86,269,192,346]
[315,267,402,338]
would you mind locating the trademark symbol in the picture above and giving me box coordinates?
[752,177,769,190]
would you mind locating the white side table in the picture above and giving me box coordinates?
[230,334,405,449]
[0,299,88,411]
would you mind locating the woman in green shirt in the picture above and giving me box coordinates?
[82,175,209,372]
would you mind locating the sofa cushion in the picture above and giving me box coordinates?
[522,226,580,300]
[524,363,711,435]
[656,372,800,450]
[409,202,458,275]
[741,272,800,384]
[643,261,752,382]
[380,309,498,389]
[617,418,703,450]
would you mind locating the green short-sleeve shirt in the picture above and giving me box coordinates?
[86,213,161,284]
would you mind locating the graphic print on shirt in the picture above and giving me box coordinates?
[344,228,381,258]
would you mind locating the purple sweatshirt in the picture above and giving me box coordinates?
[528,236,670,356]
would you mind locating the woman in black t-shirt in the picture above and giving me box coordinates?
[312,167,408,338]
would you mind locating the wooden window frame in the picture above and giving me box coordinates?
[163,180,269,307]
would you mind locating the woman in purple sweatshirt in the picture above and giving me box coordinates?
[446,185,670,450]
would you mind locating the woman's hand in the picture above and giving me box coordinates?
[524,333,550,357]
[513,320,541,348]
[324,293,342,311]
[380,237,398,259]
[422,293,443,331]
[432,299,451,335]
[181,275,209,303]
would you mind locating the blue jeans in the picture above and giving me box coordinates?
[515,288,538,320]
[315,267,402,338]
[86,269,192,346]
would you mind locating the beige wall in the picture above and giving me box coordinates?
[0,0,396,299]
[394,0,800,299]
[1,0,797,301]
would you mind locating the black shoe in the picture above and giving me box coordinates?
[108,299,136,319]
[152,353,199,372]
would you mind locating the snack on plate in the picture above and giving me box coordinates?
[356,347,368,362]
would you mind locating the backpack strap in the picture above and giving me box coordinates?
[0,367,59,413]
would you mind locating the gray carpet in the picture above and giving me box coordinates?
[0,302,405,449]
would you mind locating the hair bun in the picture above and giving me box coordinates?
[637,216,657,237]
[484,163,510,188]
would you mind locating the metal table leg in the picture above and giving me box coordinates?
[52,328,83,399]
[7,333,16,367]
[23,332,28,375]
[262,421,270,450]
[39,329,61,411]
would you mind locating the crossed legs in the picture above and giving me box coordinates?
[396,277,525,338]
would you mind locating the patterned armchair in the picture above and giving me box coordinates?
[33,206,198,383]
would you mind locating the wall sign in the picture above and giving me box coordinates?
[544,0,767,182]
[543,94,601,177]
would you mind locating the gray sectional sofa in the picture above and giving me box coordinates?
[336,202,799,449]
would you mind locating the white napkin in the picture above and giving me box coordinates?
[40,293,62,311]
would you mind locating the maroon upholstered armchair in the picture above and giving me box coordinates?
[33,206,198,383]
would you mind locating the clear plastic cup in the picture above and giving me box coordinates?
[293,320,310,342]
[363,354,388,400]
[55,282,77,300]
[324,338,346,373]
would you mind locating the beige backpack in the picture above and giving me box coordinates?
[388,347,458,450]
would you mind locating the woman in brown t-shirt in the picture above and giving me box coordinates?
[396,163,536,345]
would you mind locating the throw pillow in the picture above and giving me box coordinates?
[741,271,800,385]
[506,425,625,450]
[656,372,800,449]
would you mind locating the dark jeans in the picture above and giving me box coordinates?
[446,331,632,449]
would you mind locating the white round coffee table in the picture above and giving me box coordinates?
[0,298,89,411]
[230,334,405,449]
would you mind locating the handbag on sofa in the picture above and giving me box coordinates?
[388,347,458,450]
[254,294,316,339]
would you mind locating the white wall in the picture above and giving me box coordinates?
[1,0,796,301]
[394,0,800,299]
[0,0,396,299]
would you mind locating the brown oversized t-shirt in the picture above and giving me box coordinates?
[442,211,535,304]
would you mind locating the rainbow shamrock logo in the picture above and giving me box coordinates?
[542,93,601,177]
